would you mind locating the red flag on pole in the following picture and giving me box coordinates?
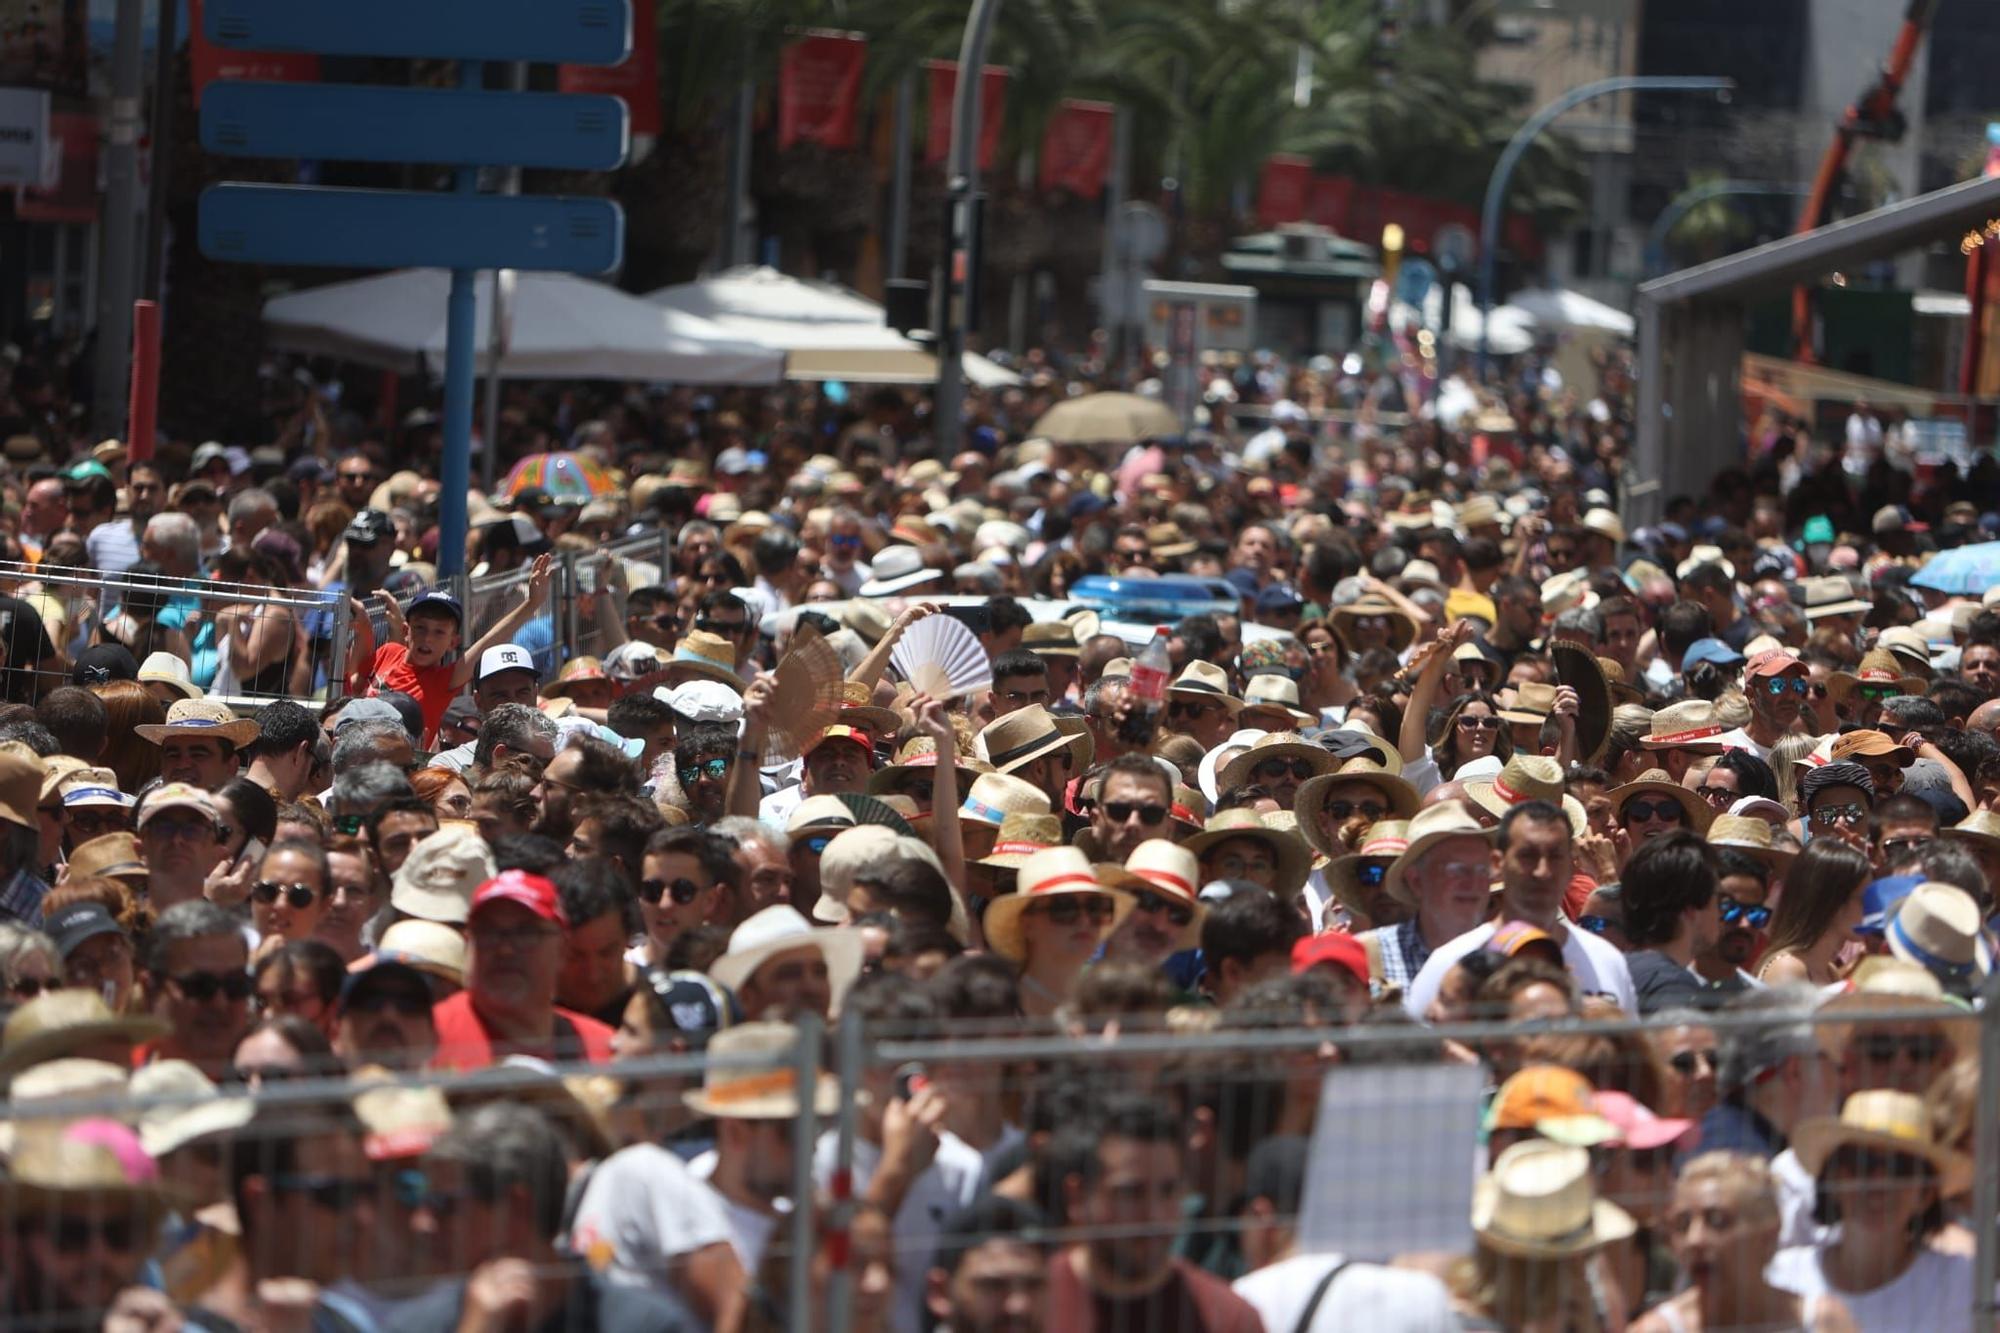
[1037,100,1113,199]
[189,0,318,107]
[1257,155,1310,227]
[777,33,867,150]
[558,0,663,137]
[925,61,1009,171]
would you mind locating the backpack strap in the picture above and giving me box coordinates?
[1290,1258,1353,1333]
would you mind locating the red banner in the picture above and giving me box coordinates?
[16,112,97,224]
[1037,99,1112,199]
[189,0,319,107]
[1298,172,1544,264]
[776,33,867,150]
[558,0,662,137]
[925,61,1008,171]
[1257,155,1310,227]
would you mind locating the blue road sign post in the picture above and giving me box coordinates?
[197,2,632,581]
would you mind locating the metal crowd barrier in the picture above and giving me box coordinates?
[0,559,347,710]
[2,999,1992,1331]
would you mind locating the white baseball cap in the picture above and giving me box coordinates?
[477,644,537,683]
[655,680,745,725]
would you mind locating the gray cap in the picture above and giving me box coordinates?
[335,697,408,734]
[1715,983,1826,1093]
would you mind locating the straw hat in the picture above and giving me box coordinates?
[976,705,1090,775]
[867,735,981,797]
[958,771,1050,829]
[1800,576,1873,620]
[1885,882,1993,987]
[1496,682,1558,728]
[1022,620,1081,657]
[1329,597,1417,653]
[1791,1089,1973,1197]
[1217,731,1338,794]
[1540,569,1597,618]
[1582,508,1626,546]
[1877,626,1935,674]
[66,832,146,885]
[813,825,903,923]
[8,1118,174,1224]
[858,546,944,597]
[1473,1140,1636,1258]
[1165,661,1244,712]
[660,631,744,691]
[541,656,609,699]
[1639,699,1727,752]
[1095,840,1205,947]
[1706,814,1794,872]
[1464,754,1591,837]
[134,698,259,749]
[707,905,864,1006]
[833,680,905,741]
[1385,803,1496,907]
[370,919,470,986]
[37,754,91,806]
[682,1022,841,1119]
[352,1081,455,1162]
[1147,522,1198,559]
[1197,728,1268,805]
[1326,820,1412,923]
[1607,768,1714,834]
[1943,808,2000,854]
[1294,759,1422,860]
[390,825,496,925]
[1181,809,1311,894]
[0,989,168,1081]
[983,846,1134,963]
[1239,675,1316,729]
[1828,649,1927,704]
[0,1056,130,1157]
[977,813,1062,868]
[129,1060,254,1159]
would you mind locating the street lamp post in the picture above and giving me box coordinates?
[1478,75,1733,376]
[930,0,1005,459]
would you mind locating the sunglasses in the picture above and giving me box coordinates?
[1324,799,1389,822]
[1810,803,1868,827]
[170,969,253,1003]
[639,877,706,906]
[1621,799,1684,823]
[270,1173,369,1212]
[799,833,838,855]
[1764,676,1809,696]
[829,533,862,550]
[253,881,319,910]
[1457,715,1500,730]
[1028,896,1115,925]
[679,757,730,785]
[1102,801,1168,825]
[1717,895,1772,929]
[333,814,365,836]
[1668,1048,1717,1077]
[1879,835,1929,862]
[1857,685,1901,702]
[49,1217,137,1253]
[1855,1033,1946,1067]
[1809,682,1830,698]
[1696,785,1736,805]
[1577,915,1620,936]
[1355,861,1390,887]
[391,1168,481,1216]
[696,616,747,635]
[1829,1145,1927,1179]
[1133,890,1194,928]
[1168,700,1220,720]
[1252,759,1316,782]
[9,976,54,999]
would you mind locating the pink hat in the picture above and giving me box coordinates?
[470,870,567,928]
[1292,932,1367,989]
[1592,1090,1694,1152]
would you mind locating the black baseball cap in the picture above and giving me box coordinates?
[47,901,127,960]
[343,508,393,546]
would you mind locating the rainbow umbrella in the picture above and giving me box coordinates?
[501,451,619,501]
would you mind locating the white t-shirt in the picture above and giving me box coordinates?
[1771,1148,1820,1249]
[1768,1243,1976,1333]
[758,783,805,827]
[815,1124,1023,1333]
[567,1143,732,1323]
[1403,919,1636,1018]
[688,1148,785,1271]
[1233,1254,1456,1333]
[1716,727,1773,762]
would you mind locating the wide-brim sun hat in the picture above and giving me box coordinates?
[1384,803,1496,908]
[707,905,865,1008]
[983,846,1134,963]
[1791,1089,1973,1198]
[1180,809,1312,894]
[1607,769,1714,834]
[1472,1139,1635,1259]
[680,1021,843,1120]
[133,699,259,749]
[1216,731,1338,794]
[1294,761,1422,861]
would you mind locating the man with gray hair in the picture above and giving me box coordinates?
[393,1105,698,1331]
[426,702,559,777]
[225,487,280,555]
[142,511,201,579]
[330,761,415,829]
[1699,984,1838,1244]
[710,815,794,917]
[331,717,414,776]
[144,899,251,1079]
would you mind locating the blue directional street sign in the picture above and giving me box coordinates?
[201,185,624,274]
[203,85,629,171]
[204,0,630,65]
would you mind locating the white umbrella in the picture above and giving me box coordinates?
[648,265,1021,387]
[262,269,785,384]
[1430,286,1536,356]
[1508,287,1636,337]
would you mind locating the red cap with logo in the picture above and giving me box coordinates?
[1292,932,1368,989]
[1744,649,1804,679]
[470,870,567,927]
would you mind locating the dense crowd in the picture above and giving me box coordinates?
[0,342,1995,1331]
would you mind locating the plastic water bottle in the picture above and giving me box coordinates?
[1121,625,1171,743]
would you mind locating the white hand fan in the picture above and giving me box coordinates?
[891,614,993,701]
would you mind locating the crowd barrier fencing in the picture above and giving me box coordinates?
[5,995,1998,1331]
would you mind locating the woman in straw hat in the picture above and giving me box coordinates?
[1455,1139,1635,1332]
[1632,1152,1852,1333]
[1398,622,1509,786]
[1769,1089,1974,1333]
[984,846,1132,1020]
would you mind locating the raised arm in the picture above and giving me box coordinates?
[1398,622,1471,763]
[913,694,978,951]
[452,553,554,689]
[847,602,937,688]
[727,673,776,819]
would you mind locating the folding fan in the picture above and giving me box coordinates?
[765,624,845,764]
[890,614,993,701]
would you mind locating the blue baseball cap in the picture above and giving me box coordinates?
[1254,584,1304,614]
[406,590,463,625]
[1681,637,1745,671]
[1858,874,1924,937]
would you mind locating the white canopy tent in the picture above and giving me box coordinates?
[1390,285,1537,356]
[647,265,1021,388]
[262,269,786,384]
[1507,286,1636,337]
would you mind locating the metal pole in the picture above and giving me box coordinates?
[1973,972,2000,1329]
[824,1004,867,1333]
[1099,106,1129,367]
[482,62,526,497]
[1642,179,1806,276]
[931,0,1006,458]
[722,79,754,267]
[142,0,178,303]
[887,72,914,282]
[1477,74,1732,378]
[93,0,145,439]
[787,1015,824,1330]
[437,60,484,583]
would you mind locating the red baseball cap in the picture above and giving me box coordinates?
[470,870,567,928]
[1744,649,1804,679]
[1292,932,1368,989]
[807,724,875,760]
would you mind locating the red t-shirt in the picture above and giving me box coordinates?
[428,990,614,1072]
[367,641,458,745]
